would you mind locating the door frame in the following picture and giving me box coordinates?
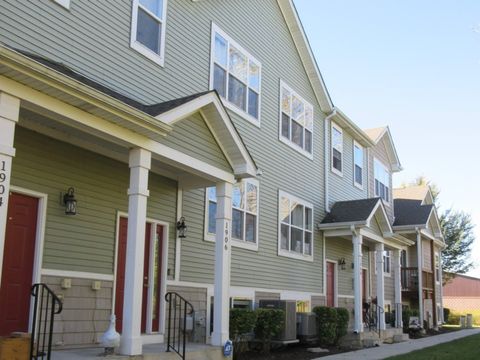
[325,259,338,307]
[362,266,370,301]
[8,186,48,332]
[113,211,169,344]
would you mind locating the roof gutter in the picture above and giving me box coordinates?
[0,45,172,136]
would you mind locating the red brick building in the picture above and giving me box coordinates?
[443,274,480,311]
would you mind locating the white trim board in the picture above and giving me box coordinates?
[41,269,114,281]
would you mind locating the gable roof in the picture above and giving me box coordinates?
[321,198,380,224]
[277,0,334,113]
[393,199,433,227]
[364,126,402,172]
[393,185,434,205]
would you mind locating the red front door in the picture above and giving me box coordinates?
[0,193,39,336]
[326,262,335,307]
[115,217,163,333]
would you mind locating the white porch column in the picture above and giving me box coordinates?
[0,93,20,287]
[393,249,403,328]
[211,181,233,346]
[416,230,424,326]
[353,232,363,333]
[120,148,151,356]
[375,243,386,330]
[439,253,444,323]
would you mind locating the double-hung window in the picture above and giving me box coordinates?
[374,158,391,203]
[331,122,343,175]
[130,0,167,65]
[278,191,313,260]
[383,250,391,275]
[279,82,314,157]
[435,252,440,282]
[354,141,364,188]
[205,180,259,250]
[210,24,261,125]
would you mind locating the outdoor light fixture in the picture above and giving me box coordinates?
[338,258,346,270]
[176,217,187,238]
[63,187,77,215]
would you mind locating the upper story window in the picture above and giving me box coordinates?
[374,158,390,203]
[383,250,391,275]
[354,141,364,188]
[205,179,259,251]
[331,122,343,175]
[210,24,261,125]
[278,191,313,261]
[130,0,167,66]
[435,252,440,282]
[279,82,314,157]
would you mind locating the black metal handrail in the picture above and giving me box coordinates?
[165,292,194,360]
[363,302,384,337]
[30,283,63,360]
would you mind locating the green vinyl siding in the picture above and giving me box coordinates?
[1,0,326,293]
[160,114,232,173]
[325,237,370,296]
[11,127,177,275]
[328,126,368,209]
[368,137,394,222]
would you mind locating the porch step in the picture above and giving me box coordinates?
[339,331,381,350]
[143,348,227,360]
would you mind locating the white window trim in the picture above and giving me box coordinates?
[373,157,391,205]
[331,122,343,177]
[130,0,168,67]
[204,179,259,252]
[383,249,392,277]
[353,140,364,190]
[52,0,70,9]
[209,23,262,127]
[277,190,314,262]
[435,251,440,284]
[278,80,314,159]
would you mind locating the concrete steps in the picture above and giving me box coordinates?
[340,328,409,349]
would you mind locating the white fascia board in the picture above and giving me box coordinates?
[333,108,375,148]
[317,221,367,231]
[366,200,393,234]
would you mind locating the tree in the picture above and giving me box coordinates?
[440,209,475,279]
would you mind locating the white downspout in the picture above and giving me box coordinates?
[324,108,337,213]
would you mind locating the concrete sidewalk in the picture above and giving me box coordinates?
[315,328,480,360]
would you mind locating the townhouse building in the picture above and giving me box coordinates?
[0,0,444,356]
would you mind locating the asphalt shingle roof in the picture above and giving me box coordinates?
[321,198,381,224]
[393,199,433,226]
[13,46,212,116]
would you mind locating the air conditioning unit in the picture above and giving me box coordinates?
[258,300,297,343]
[297,312,317,337]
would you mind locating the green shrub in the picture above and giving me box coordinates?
[254,308,284,354]
[335,307,349,344]
[313,306,337,346]
[230,308,257,356]
[443,308,450,323]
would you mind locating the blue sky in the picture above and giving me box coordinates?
[294,0,480,276]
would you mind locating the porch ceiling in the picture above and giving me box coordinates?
[18,108,217,188]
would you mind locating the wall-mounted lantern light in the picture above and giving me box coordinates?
[176,217,187,238]
[338,258,346,270]
[63,187,77,215]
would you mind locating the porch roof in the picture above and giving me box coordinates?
[393,199,433,227]
[321,197,381,225]
[0,44,258,179]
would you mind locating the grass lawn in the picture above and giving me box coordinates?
[387,333,480,360]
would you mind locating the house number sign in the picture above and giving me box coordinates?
[0,159,7,207]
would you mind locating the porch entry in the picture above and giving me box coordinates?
[115,217,163,334]
[0,192,38,336]
[326,261,335,307]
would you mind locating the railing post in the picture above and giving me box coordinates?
[166,293,171,352]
